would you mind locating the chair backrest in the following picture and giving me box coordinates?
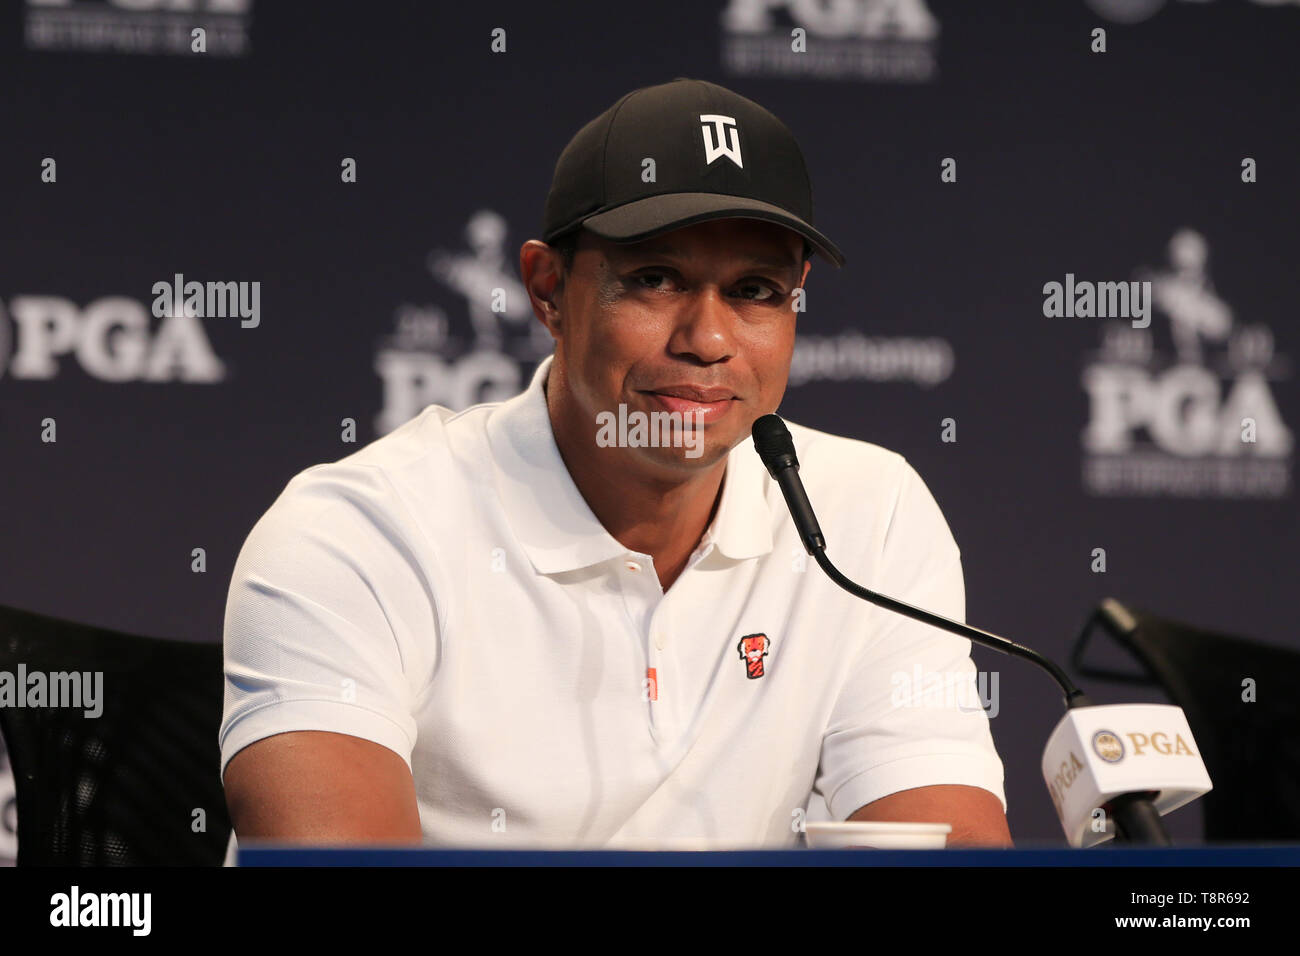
[0,604,231,865]
[1073,599,1300,841]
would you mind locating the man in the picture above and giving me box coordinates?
[220,78,1010,855]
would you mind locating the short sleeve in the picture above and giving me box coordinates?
[219,465,435,781]
[815,460,1007,822]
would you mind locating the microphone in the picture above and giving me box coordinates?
[751,414,825,555]
[1040,700,1211,846]
[750,413,1212,846]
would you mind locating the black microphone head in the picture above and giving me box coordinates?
[751,414,798,476]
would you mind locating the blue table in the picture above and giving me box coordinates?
[239,844,1300,866]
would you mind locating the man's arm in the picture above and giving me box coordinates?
[849,784,1012,847]
[223,730,423,844]
[220,466,437,845]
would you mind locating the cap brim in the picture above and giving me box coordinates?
[580,192,845,269]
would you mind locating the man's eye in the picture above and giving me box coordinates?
[733,283,777,301]
[635,273,673,291]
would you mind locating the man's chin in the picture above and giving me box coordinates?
[625,436,731,472]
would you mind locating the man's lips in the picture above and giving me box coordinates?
[639,386,738,422]
[643,385,737,402]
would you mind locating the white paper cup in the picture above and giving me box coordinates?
[804,821,952,849]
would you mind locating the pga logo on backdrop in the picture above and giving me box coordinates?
[24,0,253,57]
[719,0,941,82]
[0,295,226,383]
[373,209,554,436]
[1079,229,1294,499]
[0,276,257,383]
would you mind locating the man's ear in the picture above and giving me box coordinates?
[798,259,812,288]
[520,239,564,337]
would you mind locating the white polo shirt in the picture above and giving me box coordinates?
[220,353,1005,853]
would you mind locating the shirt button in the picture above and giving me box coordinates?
[624,560,641,573]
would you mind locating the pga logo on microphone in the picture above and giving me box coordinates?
[1090,727,1198,763]
[1043,704,1212,846]
[1091,730,1125,763]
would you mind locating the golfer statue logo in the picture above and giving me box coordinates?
[427,209,550,355]
[1146,228,1232,366]
[738,633,771,679]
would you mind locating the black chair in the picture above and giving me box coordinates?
[1072,598,1300,842]
[0,604,231,865]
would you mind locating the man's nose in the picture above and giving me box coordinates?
[668,286,736,364]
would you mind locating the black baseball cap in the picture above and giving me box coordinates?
[542,78,845,268]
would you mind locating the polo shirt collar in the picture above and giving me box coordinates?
[485,354,774,576]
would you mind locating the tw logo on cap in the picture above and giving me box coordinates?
[737,632,770,679]
[700,114,743,168]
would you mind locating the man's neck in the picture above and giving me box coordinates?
[545,371,726,591]
[588,462,725,591]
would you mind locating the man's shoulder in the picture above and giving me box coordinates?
[335,399,497,477]
[772,419,953,557]
[285,400,496,498]
[780,417,914,494]
[246,400,499,547]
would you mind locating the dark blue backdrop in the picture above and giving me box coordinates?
[2,0,1297,856]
